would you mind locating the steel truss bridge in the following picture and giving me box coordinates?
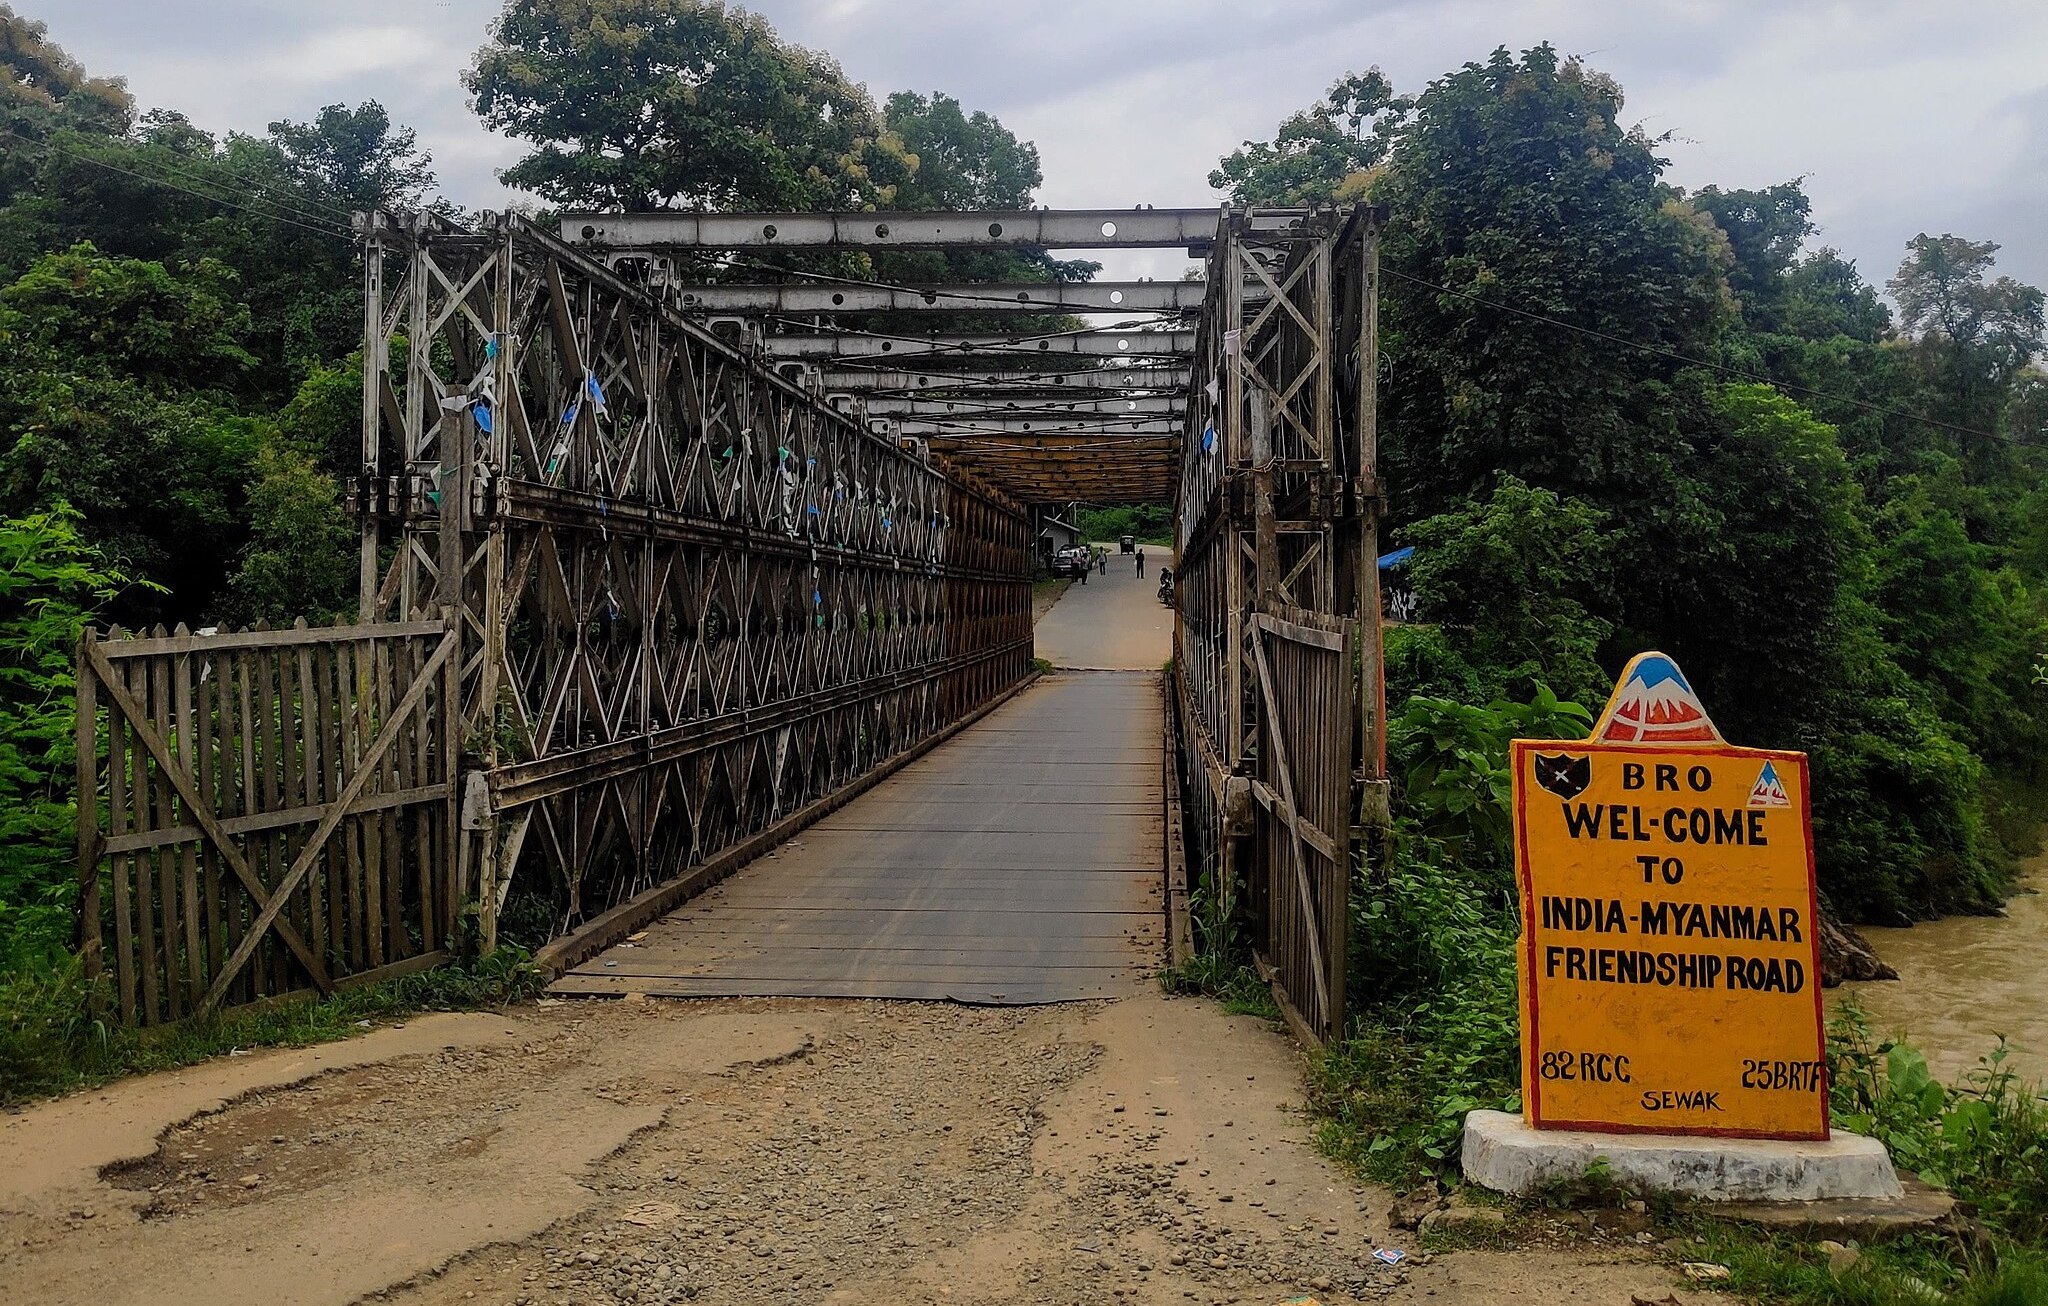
[76,203,1386,1043]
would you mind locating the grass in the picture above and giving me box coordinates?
[0,946,541,1108]
[1158,951,1281,1021]
[1674,1224,2048,1306]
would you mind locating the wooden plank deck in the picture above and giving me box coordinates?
[554,671,1165,1004]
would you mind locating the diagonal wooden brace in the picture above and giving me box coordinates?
[85,641,335,998]
[196,624,459,1013]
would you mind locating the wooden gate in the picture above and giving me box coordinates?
[1248,610,1356,1041]
[76,618,460,1025]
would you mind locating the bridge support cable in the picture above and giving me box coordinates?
[1173,204,1390,1044]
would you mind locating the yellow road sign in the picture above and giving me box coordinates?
[1512,652,1827,1141]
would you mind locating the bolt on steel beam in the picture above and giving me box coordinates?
[845,395,1184,417]
[563,208,1258,251]
[806,366,1192,393]
[669,281,1204,314]
[763,330,1196,360]
[880,415,1182,436]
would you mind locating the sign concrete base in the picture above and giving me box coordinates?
[1461,1110,1904,1202]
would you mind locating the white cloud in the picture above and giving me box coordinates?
[33,0,2048,286]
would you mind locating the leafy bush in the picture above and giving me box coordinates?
[1388,684,1591,872]
[1401,478,1613,704]
[1831,1008,2048,1243]
[1313,838,1522,1182]
[0,504,141,970]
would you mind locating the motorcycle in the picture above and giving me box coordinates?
[1156,567,1175,607]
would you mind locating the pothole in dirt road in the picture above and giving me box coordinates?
[101,1035,575,1219]
[381,1004,1111,1306]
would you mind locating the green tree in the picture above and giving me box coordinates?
[468,0,914,211]
[1887,234,2046,452]
[1692,182,1812,332]
[1401,477,1612,704]
[883,91,1039,211]
[1,241,256,391]
[0,5,131,137]
[0,113,378,387]
[1629,384,1868,750]
[224,434,357,626]
[267,101,436,212]
[1370,46,1734,521]
[0,503,137,965]
[1210,70,1405,206]
[1782,247,1893,344]
[0,247,263,619]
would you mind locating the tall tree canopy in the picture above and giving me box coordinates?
[0,4,130,136]
[468,0,914,211]
[1209,70,1405,206]
[1225,44,2048,922]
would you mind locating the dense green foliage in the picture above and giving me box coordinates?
[469,0,914,212]
[1229,45,2048,925]
[0,505,139,970]
[1075,504,1173,546]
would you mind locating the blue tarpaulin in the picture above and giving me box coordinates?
[1378,546,1415,570]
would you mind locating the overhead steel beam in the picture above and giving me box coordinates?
[565,208,1241,251]
[883,416,1180,436]
[808,366,1192,394]
[931,437,1175,451]
[763,330,1196,360]
[846,395,1184,418]
[673,280,1203,314]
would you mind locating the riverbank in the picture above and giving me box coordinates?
[1837,856,2048,1085]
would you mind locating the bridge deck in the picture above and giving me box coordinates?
[554,671,1164,1003]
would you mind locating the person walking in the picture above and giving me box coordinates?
[1135,548,1146,578]
[1096,549,1107,576]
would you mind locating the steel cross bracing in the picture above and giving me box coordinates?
[847,395,1184,417]
[1173,204,1390,1043]
[354,209,1032,947]
[808,367,1192,394]
[559,208,1343,507]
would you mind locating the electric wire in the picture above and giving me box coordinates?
[1383,266,2048,452]
[0,129,352,239]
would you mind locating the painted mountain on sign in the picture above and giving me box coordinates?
[1594,653,1723,744]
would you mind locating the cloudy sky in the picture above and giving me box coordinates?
[41,0,2048,290]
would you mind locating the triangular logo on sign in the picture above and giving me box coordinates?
[1591,652,1723,745]
[1748,760,1792,808]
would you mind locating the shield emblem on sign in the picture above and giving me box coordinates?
[1534,753,1592,800]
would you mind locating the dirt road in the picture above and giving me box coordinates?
[0,992,1685,1306]
[1033,553,1173,671]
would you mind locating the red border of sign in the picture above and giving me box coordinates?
[1511,739,1829,1142]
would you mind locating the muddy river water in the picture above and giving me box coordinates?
[1836,856,2048,1087]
